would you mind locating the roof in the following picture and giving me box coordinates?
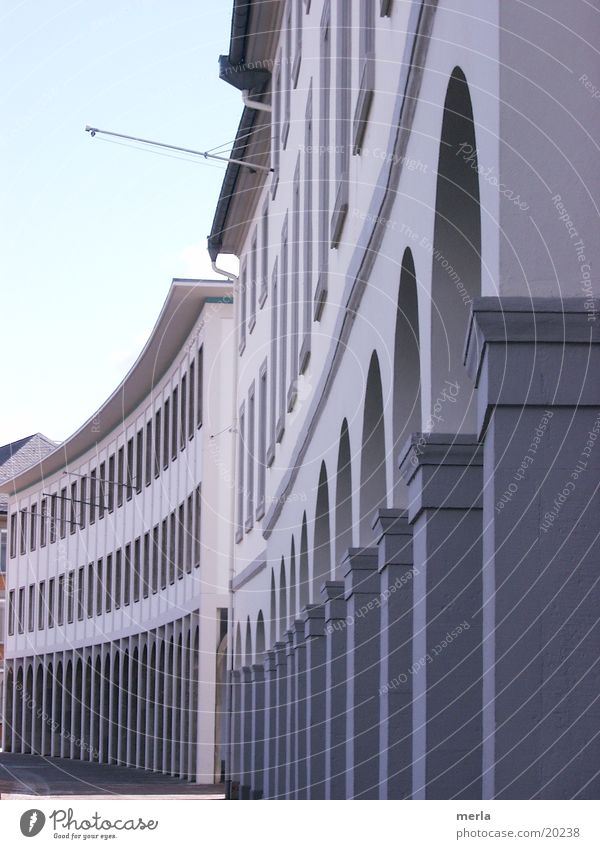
[0,279,232,499]
[0,433,58,513]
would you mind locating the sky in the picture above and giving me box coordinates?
[0,0,241,446]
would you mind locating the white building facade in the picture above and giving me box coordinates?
[1,280,234,784]
[209,0,600,798]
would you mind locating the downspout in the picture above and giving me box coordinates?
[241,90,272,113]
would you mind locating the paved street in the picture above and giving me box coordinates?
[0,753,224,799]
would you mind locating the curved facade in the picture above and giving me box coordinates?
[1,279,234,784]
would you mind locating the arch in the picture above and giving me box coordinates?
[102,653,111,763]
[131,647,139,767]
[299,513,309,609]
[164,640,173,773]
[245,617,253,665]
[34,664,44,754]
[24,664,33,753]
[72,658,82,759]
[120,650,129,765]
[313,461,331,599]
[53,661,63,758]
[430,66,481,433]
[360,351,387,542]
[5,666,14,752]
[255,611,266,658]
[63,660,73,757]
[393,248,422,505]
[278,558,287,638]
[155,641,165,770]
[43,663,53,756]
[92,657,101,761]
[173,637,182,775]
[289,537,297,620]
[190,627,200,780]
[15,665,24,753]
[148,643,157,770]
[110,653,119,763]
[214,630,227,783]
[335,419,353,573]
[269,570,277,647]
[139,645,148,770]
[234,622,242,669]
[183,632,192,779]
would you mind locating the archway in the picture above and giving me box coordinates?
[139,645,148,769]
[92,657,101,761]
[24,665,33,753]
[335,419,353,573]
[53,661,63,758]
[234,622,242,669]
[313,461,331,599]
[63,661,73,757]
[360,352,387,542]
[430,67,481,433]
[131,647,139,767]
[110,653,119,764]
[299,513,309,609]
[72,659,82,759]
[5,666,14,752]
[256,611,266,659]
[289,537,297,620]
[245,618,253,666]
[269,571,277,647]
[278,559,287,638]
[102,654,111,763]
[34,664,44,754]
[43,663,53,756]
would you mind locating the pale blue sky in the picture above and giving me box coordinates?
[0,0,240,446]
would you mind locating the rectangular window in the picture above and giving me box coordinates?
[117,447,124,507]
[246,382,255,531]
[171,387,178,461]
[249,234,257,331]
[188,360,195,439]
[57,576,64,626]
[70,482,77,533]
[260,202,269,307]
[239,261,247,354]
[290,156,301,398]
[87,563,94,618]
[236,403,245,543]
[135,429,143,494]
[180,374,187,447]
[269,261,278,463]
[152,525,159,592]
[301,86,313,373]
[169,512,176,584]
[28,583,35,631]
[278,216,288,439]
[143,531,150,597]
[48,578,55,628]
[161,518,168,589]
[105,553,113,613]
[0,528,5,573]
[67,570,74,624]
[59,489,67,539]
[133,537,141,602]
[115,549,122,609]
[163,398,170,469]
[331,0,351,245]
[30,502,37,550]
[80,476,87,529]
[8,589,15,635]
[316,7,331,319]
[154,409,161,477]
[20,508,27,554]
[40,499,47,547]
[353,0,375,153]
[124,543,131,605]
[10,512,17,558]
[272,55,282,195]
[178,504,185,579]
[96,558,103,616]
[194,486,201,568]
[108,455,115,512]
[78,566,85,621]
[186,495,193,573]
[126,438,134,499]
[38,580,45,630]
[293,0,303,84]
[257,360,268,519]
[99,461,106,519]
[90,471,97,524]
[282,0,292,147]
[50,494,57,544]
[145,421,152,486]
[18,587,25,633]
[197,347,204,428]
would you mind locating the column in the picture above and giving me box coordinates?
[249,664,265,799]
[373,509,414,800]
[284,629,296,799]
[399,434,483,800]
[229,669,242,798]
[466,297,600,799]
[344,548,380,800]
[292,618,307,799]
[239,666,253,799]
[274,641,287,799]
[304,604,326,799]
[322,580,347,799]
[262,650,277,799]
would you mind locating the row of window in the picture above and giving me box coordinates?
[9,347,204,559]
[7,487,202,636]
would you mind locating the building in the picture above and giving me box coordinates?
[208,0,600,798]
[0,280,234,783]
[0,433,57,745]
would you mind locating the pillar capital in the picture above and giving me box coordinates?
[303,604,325,639]
[263,650,276,674]
[342,547,379,598]
[250,663,265,682]
[241,666,252,684]
[321,580,346,623]
[372,509,412,572]
[274,642,287,667]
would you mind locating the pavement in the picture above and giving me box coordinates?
[0,753,224,799]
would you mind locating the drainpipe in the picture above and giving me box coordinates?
[241,90,272,113]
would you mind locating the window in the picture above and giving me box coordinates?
[171,388,178,461]
[143,532,150,597]
[257,360,268,519]
[272,54,282,196]
[48,578,55,628]
[87,563,94,618]
[268,260,278,465]
[70,482,77,534]
[260,202,269,307]
[293,0,303,85]
[239,261,247,354]
[117,446,124,508]
[236,403,245,543]
[178,504,185,579]
[10,512,17,558]
[80,477,87,529]
[145,421,152,486]
[28,584,35,631]
[161,519,168,589]
[290,156,301,403]
[99,461,106,519]
[188,360,196,439]
[0,528,6,572]
[278,216,288,440]
[301,85,313,373]
[136,429,143,494]
[67,570,74,624]
[18,587,25,633]
[108,455,115,512]
[197,347,204,428]
[38,581,45,630]
[133,537,141,602]
[154,409,161,477]
[186,495,193,573]
[283,1,292,147]
[169,512,176,584]
[249,234,257,331]
[115,549,122,609]
[331,0,351,245]
[20,508,27,554]
[50,494,57,544]
[246,383,255,532]
[59,489,67,539]
[353,0,375,153]
[40,499,47,547]
[124,543,131,605]
[105,553,113,613]
[180,374,187,447]
[90,471,97,524]
[315,5,331,320]
[194,486,202,568]
[8,589,15,635]
[78,566,85,621]
[163,398,170,469]
[126,438,134,499]
[96,558,103,616]
[152,525,159,592]
[57,576,64,626]
[30,502,37,550]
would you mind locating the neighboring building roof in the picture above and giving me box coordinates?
[0,433,58,513]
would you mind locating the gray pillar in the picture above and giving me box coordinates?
[373,509,414,800]
[240,666,253,799]
[466,297,600,799]
[399,434,483,800]
[323,581,347,800]
[304,604,326,798]
[292,618,307,799]
[273,641,287,799]
[344,548,380,799]
[230,669,241,798]
[262,650,277,799]
[284,629,296,799]
[250,664,265,799]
